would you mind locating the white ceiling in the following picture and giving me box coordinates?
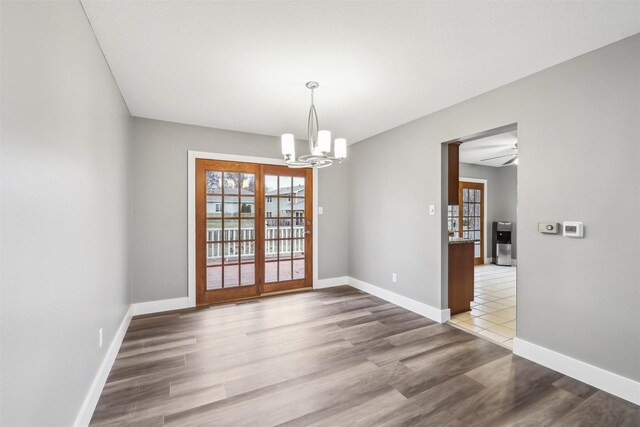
[460,130,518,167]
[81,1,640,144]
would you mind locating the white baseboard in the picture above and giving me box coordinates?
[74,305,133,427]
[131,297,190,316]
[513,337,640,405]
[347,277,450,323]
[315,276,350,289]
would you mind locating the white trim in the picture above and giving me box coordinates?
[348,277,451,323]
[131,297,190,316]
[187,151,319,307]
[459,177,488,262]
[315,276,349,289]
[513,338,640,405]
[74,306,133,427]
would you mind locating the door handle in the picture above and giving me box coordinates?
[305,230,311,236]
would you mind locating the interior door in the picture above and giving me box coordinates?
[261,165,313,294]
[459,181,484,265]
[195,159,313,306]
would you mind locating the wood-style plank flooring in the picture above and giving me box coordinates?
[91,286,639,426]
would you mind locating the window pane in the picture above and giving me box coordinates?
[279,198,292,217]
[278,176,292,195]
[265,262,277,282]
[293,259,305,280]
[241,264,255,286]
[293,176,305,192]
[475,189,481,201]
[224,196,239,217]
[207,266,222,290]
[469,190,475,202]
[279,260,292,281]
[240,196,255,217]
[224,265,239,287]
[206,171,222,194]
[463,190,469,202]
[224,172,239,195]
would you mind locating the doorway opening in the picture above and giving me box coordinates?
[443,124,518,350]
[195,158,313,305]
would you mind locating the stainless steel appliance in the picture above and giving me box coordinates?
[492,221,512,266]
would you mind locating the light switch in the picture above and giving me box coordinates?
[429,204,435,215]
[538,222,559,234]
[318,207,324,215]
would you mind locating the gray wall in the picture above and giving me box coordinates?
[459,162,517,259]
[349,35,640,381]
[1,1,132,426]
[131,118,348,303]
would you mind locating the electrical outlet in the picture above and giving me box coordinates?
[98,328,103,349]
[392,273,397,283]
[318,206,324,215]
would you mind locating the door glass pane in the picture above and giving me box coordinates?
[207,220,222,241]
[279,260,292,281]
[265,175,278,194]
[224,196,239,217]
[265,198,277,217]
[224,172,239,195]
[224,242,239,263]
[265,262,278,282]
[223,219,239,241]
[293,259,305,280]
[206,243,222,266]
[469,189,475,202]
[207,266,222,290]
[206,171,222,194]
[279,240,292,259]
[278,176,292,195]
[240,219,254,239]
[279,219,292,238]
[292,177,305,196]
[292,239,305,259]
[241,263,255,286]
[241,173,255,194]
[240,241,255,263]
[241,196,255,217]
[224,265,239,287]
[265,241,278,261]
[279,198,293,217]
[207,196,222,218]
[265,219,278,239]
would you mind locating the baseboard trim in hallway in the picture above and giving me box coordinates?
[315,276,350,289]
[74,305,133,427]
[514,338,640,406]
[131,297,190,316]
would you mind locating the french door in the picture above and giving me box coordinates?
[195,159,312,305]
[448,181,485,265]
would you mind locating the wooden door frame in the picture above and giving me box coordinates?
[187,151,319,308]
[459,177,488,265]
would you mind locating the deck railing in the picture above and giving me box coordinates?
[206,226,305,260]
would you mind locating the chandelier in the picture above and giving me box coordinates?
[281,81,347,168]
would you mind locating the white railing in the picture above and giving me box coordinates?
[206,226,305,261]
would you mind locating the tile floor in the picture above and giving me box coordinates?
[449,263,516,349]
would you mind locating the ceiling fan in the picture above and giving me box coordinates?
[480,143,518,166]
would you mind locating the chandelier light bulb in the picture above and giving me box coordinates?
[318,130,331,154]
[281,133,295,158]
[334,138,347,159]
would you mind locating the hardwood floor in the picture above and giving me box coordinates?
[91,286,639,426]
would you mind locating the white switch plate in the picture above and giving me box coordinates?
[98,328,103,349]
[392,273,397,283]
[318,207,324,215]
[429,204,435,215]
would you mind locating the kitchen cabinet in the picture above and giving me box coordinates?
[448,142,460,205]
[448,240,474,315]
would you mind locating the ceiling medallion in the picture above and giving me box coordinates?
[281,82,346,168]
